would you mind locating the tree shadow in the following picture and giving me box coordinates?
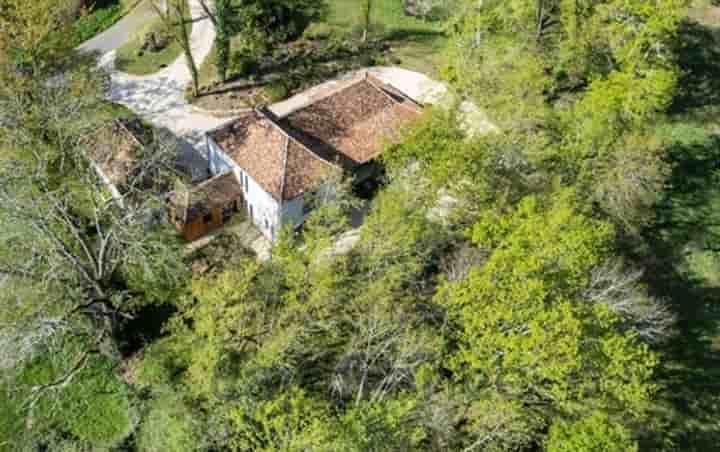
[669,20,720,114]
[636,119,720,450]
[622,19,720,447]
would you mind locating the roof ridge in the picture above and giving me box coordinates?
[279,135,290,202]
[256,106,338,170]
[280,72,371,116]
[364,74,424,113]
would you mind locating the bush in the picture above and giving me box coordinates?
[229,53,259,78]
[136,392,203,452]
[303,23,335,41]
[242,0,329,42]
[72,2,123,45]
[264,80,290,102]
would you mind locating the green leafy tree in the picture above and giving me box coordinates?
[437,191,658,448]
[546,411,639,452]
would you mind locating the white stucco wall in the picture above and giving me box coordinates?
[206,135,281,240]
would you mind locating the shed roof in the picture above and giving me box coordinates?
[172,171,244,222]
[85,118,148,188]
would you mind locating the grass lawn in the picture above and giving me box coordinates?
[315,0,449,75]
[72,0,141,46]
[115,0,191,75]
[195,0,449,107]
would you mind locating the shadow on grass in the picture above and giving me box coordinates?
[620,17,720,451]
[383,28,446,44]
[670,20,720,114]
[636,135,720,451]
[635,19,720,448]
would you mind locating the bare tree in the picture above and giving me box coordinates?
[152,0,200,97]
[583,260,675,343]
[0,112,187,407]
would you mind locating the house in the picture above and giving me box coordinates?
[204,72,424,241]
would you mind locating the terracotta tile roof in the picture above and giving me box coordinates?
[208,74,423,203]
[209,109,335,201]
[282,75,423,166]
[283,139,335,199]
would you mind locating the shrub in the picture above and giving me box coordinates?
[72,2,123,45]
[229,53,259,78]
[302,23,335,41]
[264,80,290,102]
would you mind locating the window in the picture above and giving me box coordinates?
[248,204,253,220]
[203,212,213,224]
[244,173,249,192]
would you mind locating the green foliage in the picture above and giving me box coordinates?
[227,387,333,451]
[8,351,135,449]
[136,392,202,452]
[437,191,658,447]
[263,79,291,101]
[546,411,639,452]
[72,2,124,46]
[236,0,329,43]
[332,399,426,451]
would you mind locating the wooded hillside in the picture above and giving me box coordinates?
[2,0,719,451]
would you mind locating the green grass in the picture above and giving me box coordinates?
[72,0,139,46]
[115,0,191,75]
[318,0,449,74]
[198,0,449,88]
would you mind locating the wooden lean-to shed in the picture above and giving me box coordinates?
[170,171,245,241]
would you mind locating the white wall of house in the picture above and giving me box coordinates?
[206,135,281,240]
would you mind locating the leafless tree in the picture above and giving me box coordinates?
[330,300,438,405]
[584,260,675,343]
[440,242,488,282]
[0,117,187,404]
[152,0,200,97]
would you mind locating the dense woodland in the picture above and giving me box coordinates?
[1,0,720,450]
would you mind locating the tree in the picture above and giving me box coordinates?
[0,0,77,77]
[362,0,373,42]
[199,0,236,82]
[546,411,639,452]
[439,0,687,233]
[152,0,200,97]
[0,84,187,448]
[436,191,659,449]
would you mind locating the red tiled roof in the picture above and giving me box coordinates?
[283,75,423,166]
[209,109,335,201]
[208,74,423,202]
